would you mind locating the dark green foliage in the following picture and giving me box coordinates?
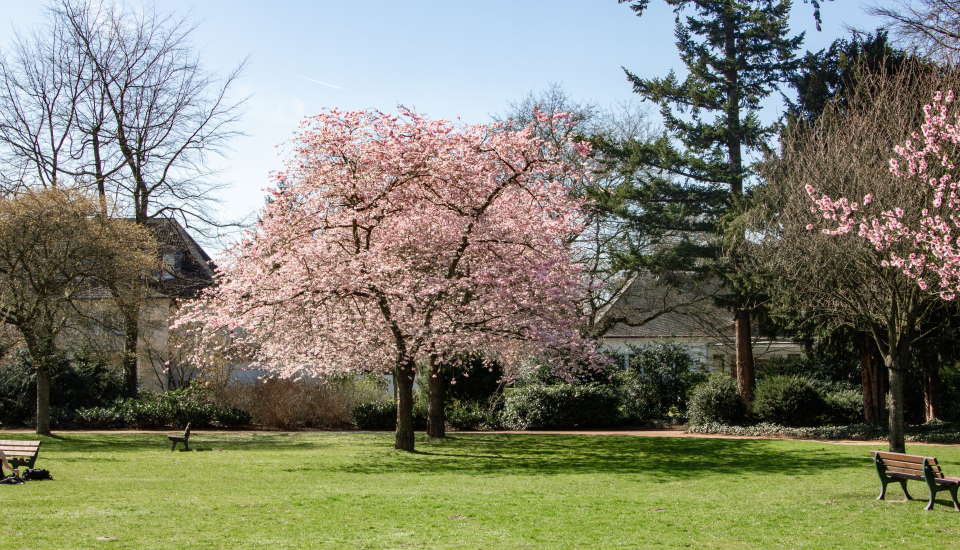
[0,350,124,427]
[73,383,251,429]
[820,386,864,425]
[500,383,620,430]
[446,399,500,431]
[752,375,825,426]
[787,30,910,125]
[616,343,706,424]
[352,401,397,430]
[351,400,427,431]
[443,355,503,403]
[687,374,749,426]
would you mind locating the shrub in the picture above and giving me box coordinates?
[499,383,620,430]
[687,374,749,426]
[0,350,124,427]
[74,406,125,428]
[351,398,427,431]
[616,343,706,424]
[74,383,252,429]
[446,400,492,431]
[752,375,825,427]
[820,387,864,425]
[442,355,504,403]
[352,401,396,430]
[215,376,386,429]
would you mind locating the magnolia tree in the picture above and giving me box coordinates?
[752,63,960,452]
[803,86,960,451]
[176,109,602,451]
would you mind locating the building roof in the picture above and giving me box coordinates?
[595,272,733,340]
[76,218,215,300]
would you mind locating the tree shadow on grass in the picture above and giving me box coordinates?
[337,434,867,479]
[27,432,323,454]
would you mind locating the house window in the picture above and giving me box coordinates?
[161,252,177,280]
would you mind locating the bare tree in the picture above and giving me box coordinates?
[751,61,959,451]
[496,85,686,337]
[0,188,156,434]
[870,0,960,62]
[0,0,244,396]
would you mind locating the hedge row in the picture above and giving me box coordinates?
[687,420,960,444]
[74,387,250,429]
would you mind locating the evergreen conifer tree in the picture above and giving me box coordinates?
[613,0,803,402]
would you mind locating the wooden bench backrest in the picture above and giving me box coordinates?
[0,440,40,463]
[874,451,943,479]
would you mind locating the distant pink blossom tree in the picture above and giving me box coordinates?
[807,90,960,299]
[176,108,601,451]
[804,89,960,450]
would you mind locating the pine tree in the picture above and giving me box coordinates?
[616,0,803,402]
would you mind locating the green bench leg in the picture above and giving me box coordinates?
[877,479,888,501]
[900,480,912,500]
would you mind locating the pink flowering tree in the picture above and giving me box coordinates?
[750,66,960,452]
[176,109,601,451]
[801,89,960,451]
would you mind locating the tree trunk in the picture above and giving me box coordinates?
[427,360,446,439]
[922,356,942,422]
[734,309,754,403]
[123,312,139,397]
[884,340,910,453]
[394,363,415,452]
[859,333,883,425]
[35,364,51,436]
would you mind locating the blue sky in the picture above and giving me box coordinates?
[0,1,885,251]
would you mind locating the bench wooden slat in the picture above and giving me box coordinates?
[874,451,931,464]
[885,466,927,477]
[881,459,927,471]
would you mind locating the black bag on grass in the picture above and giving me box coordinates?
[22,468,51,481]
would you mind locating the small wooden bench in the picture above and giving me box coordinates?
[873,451,960,511]
[168,423,191,451]
[0,440,41,475]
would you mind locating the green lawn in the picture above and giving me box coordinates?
[1,431,958,549]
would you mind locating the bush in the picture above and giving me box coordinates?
[0,350,125,427]
[687,374,749,426]
[74,383,252,429]
[352,401,396,430]
[820,387,864,425]
[616,343,706,424]
[74,406,125,428]
[215,376,386,429]
[500,383,620,430]
[752,375,825,427]
[442,355,503,403]
[351,398,427,431]
[446,399,495,431]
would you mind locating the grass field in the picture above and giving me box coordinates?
[1,431,958,549]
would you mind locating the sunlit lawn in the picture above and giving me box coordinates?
[1,431,958,549]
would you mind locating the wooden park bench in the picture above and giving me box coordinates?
[168,423,191,451]
[873,451,960,511]
[0,440,41,475]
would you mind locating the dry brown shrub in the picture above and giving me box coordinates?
[213,375,386,430]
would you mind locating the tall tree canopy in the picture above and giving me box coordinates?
[614,0,802,402]
[177,109,601,451]
[0,188,156,434]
